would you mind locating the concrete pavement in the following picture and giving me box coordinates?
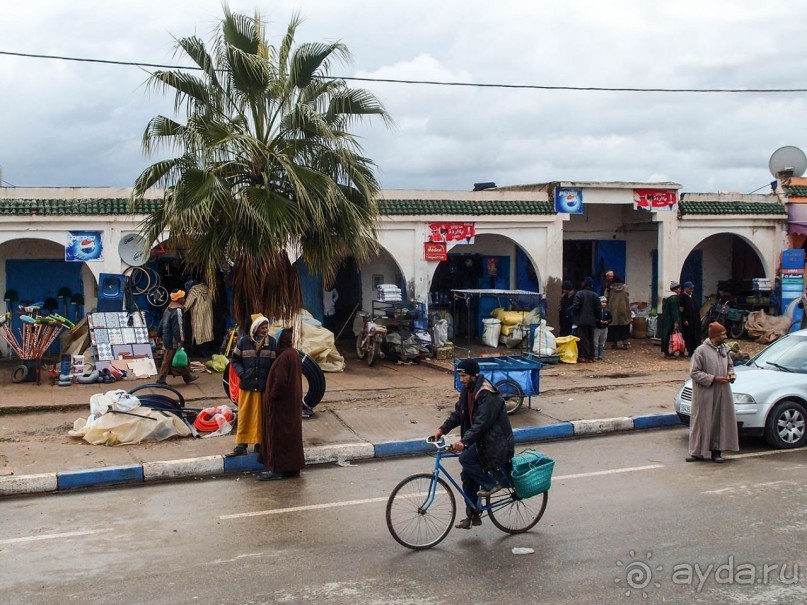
[0,339,692,497]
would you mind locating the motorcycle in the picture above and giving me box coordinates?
[703,296,747,339]
[356,313,388,366]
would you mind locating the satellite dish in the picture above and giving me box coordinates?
[118,233,150,267]
[769,146,807,179]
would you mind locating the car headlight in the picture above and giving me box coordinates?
[732,392,756,404]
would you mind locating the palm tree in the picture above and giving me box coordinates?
[131,5,391,326]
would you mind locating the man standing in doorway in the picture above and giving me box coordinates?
[571,276,599,363]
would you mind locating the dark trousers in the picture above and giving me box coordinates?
[577,325,595,360]
[459,443,496,517]
[156,348,191,382]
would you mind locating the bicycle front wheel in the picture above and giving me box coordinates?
[386,473,456,550]
[486,489,548,534]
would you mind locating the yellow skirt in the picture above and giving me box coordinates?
[235,390,262,445]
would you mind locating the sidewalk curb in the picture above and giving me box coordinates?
[0,413,681,498]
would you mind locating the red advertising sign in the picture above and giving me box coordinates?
[424,242,447,262]
[634,189,678,210]
[427,222,475,243]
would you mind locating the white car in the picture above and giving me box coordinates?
[674,330,807,449]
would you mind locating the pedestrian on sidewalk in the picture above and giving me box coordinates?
[183,280,215,356]
[594,296,612,361]
[559,280,575,337]
[660,282,683,358]
[571,276,599,362]
[258,327,305,480]
[680,281,701,357]
[601,269,615,297]
[432,358,514,529]
[686,322,738,464]
[156,289,198,385]
[606,276,631,350]
[227,314,277,458]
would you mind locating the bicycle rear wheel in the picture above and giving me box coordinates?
[486,488,548,534]
[386,473,456,550]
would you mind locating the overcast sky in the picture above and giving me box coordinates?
[3,1,807,194]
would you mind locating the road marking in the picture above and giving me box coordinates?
[0,528,111,545]
[555,464,665,480]
[728,449,807,460]
[703,480,796,495]
[221,463,666,520]
[220,496,391,519]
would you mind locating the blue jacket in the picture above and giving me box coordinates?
[231,334,277,392]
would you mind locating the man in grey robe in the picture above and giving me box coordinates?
[686,322,739,463]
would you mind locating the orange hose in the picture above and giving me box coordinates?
[193,406,235,432]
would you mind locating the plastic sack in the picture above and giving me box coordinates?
[172,347,189,368]
[482,318,501,348]
[433,319,449,348]
[108,389,141,412]
[89,392,112,416]
[205,354,229,373]
[555,335,580,364]
[532,321,557,355]
[668,330,686,356]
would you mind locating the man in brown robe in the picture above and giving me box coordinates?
[686,322,739,463]
[258,327,305,480]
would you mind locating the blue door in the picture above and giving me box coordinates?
[5,259,84,357]
[594,241,626,294]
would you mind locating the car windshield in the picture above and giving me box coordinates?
[750,334,807,373]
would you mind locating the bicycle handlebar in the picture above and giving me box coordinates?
[426,436,453,453]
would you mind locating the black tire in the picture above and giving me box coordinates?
[128,382,186,408]
[386,473,456,550]
[355,333,367,359]
[11,364,28,384]
[367,338,379,366]
[223,354,326,410]
[222,362,235,401]
[729,318,745,340]
[764,400,807,449]
[300,351,326,409]
[496,379,524,415]
[487,489,548,534]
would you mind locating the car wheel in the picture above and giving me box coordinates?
[764,400,807,449]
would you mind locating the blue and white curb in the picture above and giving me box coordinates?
[0,413,681,498]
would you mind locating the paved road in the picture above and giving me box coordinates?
[2,428,806,604]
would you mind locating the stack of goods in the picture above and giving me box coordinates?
[376,284,402,302]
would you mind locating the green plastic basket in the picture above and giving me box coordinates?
[510,450,554,498]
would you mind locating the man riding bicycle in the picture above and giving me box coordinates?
[433,359,515,530]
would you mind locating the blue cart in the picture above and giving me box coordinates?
[454,354,542,415]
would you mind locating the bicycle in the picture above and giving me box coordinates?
[385,437,549,550]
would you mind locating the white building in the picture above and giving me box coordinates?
[0,184,788,355]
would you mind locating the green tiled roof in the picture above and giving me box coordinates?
[679,200,787,216]
[0,198,162,215]
[783,185,807,197]
[378,199,555,216]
